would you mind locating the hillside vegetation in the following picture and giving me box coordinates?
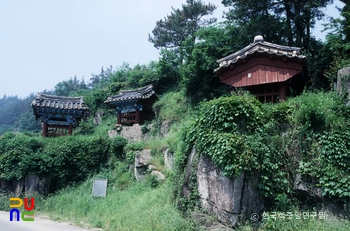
[1,91,350,231]
[187,92,350,201]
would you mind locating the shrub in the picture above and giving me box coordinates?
[0,133,128,193]
[188,93,264,177]
[40,136,111,191]
[124,142,145,164]
[186,91,350,206]
[109,136,128,159]
[0,133,43,179]
[153,91,191,122]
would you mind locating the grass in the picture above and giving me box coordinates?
[2,91,350,230]
[237,217,350,231]
[34,165,194,231]
[152,91,191,122]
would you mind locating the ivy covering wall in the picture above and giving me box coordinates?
[187,91,350,207]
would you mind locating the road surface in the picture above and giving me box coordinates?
[0,211,91,231]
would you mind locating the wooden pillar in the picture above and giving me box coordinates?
[135,108,140,124]
[68,124,73,135]
[279,82,287,101]
[42,122,48,137]
[117,111,121,124]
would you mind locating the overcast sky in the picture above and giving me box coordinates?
[0,0,344,98]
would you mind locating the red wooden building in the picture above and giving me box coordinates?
[31,93,89,137]
[215,35,306,102]
[105,85,158,125]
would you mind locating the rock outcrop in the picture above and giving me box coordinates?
[181,147,264,228]
[134,149,165,181]
[164,148,174,171]
[293,173,350,219]
[191,211,233,231]
[108,124,153,142]
[151,170,166,180]
[0,175,48,196]
[134,149,152,180]
[337,65,350,104]
[108,119,173,143]
[93,111,104,125]
[197,153,263,227]
[160,120,172,137]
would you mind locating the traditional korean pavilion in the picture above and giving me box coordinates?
[215,35,306,102]
[105,84,157,125]
[31,93,89,137]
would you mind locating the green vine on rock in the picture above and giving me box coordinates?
[186,92,350,205]
[187,93,265,178]
[317,129,350,198]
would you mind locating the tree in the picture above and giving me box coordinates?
[89,66,114,89]
[124,62,159,89]
[305,37,334,90]
[156,49,182,93]
[0,95,40,135]
[324,0,350,53]
[54,76,88,96]
[16,94,41,132]
[222,0,333,48]
[340,0,350,41]
[109,62,160,92]
[222,0,287,45]
[148,0,217,50]
[148,0,219,99]
[323,1,350,83]
[181,23,237,103]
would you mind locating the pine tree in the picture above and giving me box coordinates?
[148,0,217,49]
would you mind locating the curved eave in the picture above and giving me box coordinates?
[105,93,155,104]
[215,51,305,74]
[37,93,85,101]
[104,85,155,104]
[31,93,89,110]
[31,103,89,111]
[215,41,306,73]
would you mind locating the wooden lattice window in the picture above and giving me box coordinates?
[47,125,69,137]
[250,84,280,103]
[120,112,136,124]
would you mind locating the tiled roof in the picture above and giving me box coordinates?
[215,35,306,73]
[105,84,155,103]
[31,93,88,110]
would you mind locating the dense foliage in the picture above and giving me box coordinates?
[188,92,350,206]
[33,172,193,231]
[0,133,127,192]
[187,93,264,176]
[222,0,332,48]
[0,95,41,135]
[1,1,349,134]
[148,0,217,49]
[324,0,350,84]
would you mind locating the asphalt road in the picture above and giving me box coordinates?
[0,211,91,231]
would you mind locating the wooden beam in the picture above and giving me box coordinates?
[42,122,48,137]
[135,109,140,125]
[279,82,287,101]
[117,111,121,124]
[68,124,73,135]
